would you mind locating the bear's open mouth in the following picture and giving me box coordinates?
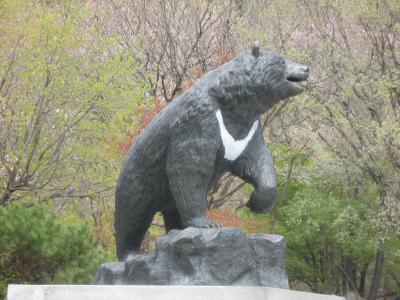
[285,62,309,91]
[286,72,309,90]
[287,76,304,82]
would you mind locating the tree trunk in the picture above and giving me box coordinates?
[0,188,14,206]
[368,249,385,300]
[358,263,369,297]
[344,255,358,292]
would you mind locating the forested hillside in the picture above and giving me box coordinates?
[0,0,399,299]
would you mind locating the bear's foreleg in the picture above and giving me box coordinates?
[166,138,222,228]
[231,126,277,213]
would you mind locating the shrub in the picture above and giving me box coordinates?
[0,204,107,298]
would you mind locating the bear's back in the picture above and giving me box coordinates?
[120,54,252,178]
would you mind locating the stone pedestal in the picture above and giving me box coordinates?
[95,227,288,288]
[7,285,345,300]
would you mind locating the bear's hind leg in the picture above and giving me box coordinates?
[116,212,154,261]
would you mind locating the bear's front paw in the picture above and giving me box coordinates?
[247,200,273,213]
[247,186,276,213]
[184,216,222,228]
[247,191,275,213]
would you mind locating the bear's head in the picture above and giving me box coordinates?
[250,41,309,103]
[209,42,309,115]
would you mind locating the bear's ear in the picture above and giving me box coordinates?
[252,41,260,58]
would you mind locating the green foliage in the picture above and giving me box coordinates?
[235,207,271,233]
[241,183,254,195]
[257,139,399,295]
[276,180,399,294]
[0,204,108,298]
[0,0,147,206]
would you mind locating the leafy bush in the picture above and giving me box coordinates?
[0,204,108,298]
[276,184,400,295]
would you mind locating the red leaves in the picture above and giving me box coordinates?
[216,49,232,66]
[207,209,251,228]
[116,99,166,154]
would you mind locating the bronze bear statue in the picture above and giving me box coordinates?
[115,42,309,260]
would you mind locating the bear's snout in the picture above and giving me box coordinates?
[285,61,309,82]
[284,60,310,96]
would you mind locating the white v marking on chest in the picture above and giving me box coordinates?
[216,109,259,161]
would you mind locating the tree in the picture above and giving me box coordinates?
[278,176,399,297]
[0,203,109,298]
[102,0,235,102]
[0,0,146,216]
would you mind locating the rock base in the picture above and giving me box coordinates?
[95,227,289,288]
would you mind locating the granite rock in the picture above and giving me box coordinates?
[95,227,288,288]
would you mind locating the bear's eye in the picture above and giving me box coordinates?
[281,60,285,65]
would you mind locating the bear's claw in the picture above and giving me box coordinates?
[184,216,223,229]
